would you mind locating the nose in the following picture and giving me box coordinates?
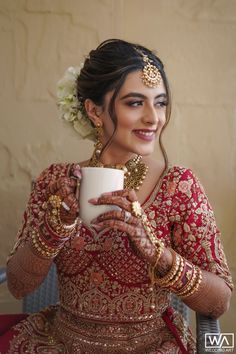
[142,104,158,126]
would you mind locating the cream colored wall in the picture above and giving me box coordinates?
[0,0,235,333]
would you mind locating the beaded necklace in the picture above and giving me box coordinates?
[88,152,148,191]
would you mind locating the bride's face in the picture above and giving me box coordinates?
[99,70,167,163]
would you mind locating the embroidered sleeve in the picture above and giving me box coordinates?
[7,163,72,261]
[170,167,233,291]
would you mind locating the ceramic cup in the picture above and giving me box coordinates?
[79,167,124,225]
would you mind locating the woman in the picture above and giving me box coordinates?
[2,39,233,353]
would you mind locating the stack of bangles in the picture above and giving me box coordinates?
[153,249,202,299]
[131,201,202,299]
[30,195,80,259]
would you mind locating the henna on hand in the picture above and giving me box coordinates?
[91,209,140,226]
[60,193,79,225]
[89,190,160,265]
[7,163,82,299]
[155,248,173,277]
[46,172,81,225]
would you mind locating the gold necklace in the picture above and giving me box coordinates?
[88,151,148,191]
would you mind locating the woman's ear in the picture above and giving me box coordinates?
[84,99,103,126]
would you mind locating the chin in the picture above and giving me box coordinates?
[132,137,157,156]
[134,145,155,157]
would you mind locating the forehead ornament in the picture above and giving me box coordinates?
[137,50,162,88]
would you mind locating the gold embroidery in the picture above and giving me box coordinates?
[7,164,233,353]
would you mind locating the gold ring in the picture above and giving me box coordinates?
[131,201,142,218]
[62,201,70,211]
[124,211,132,223]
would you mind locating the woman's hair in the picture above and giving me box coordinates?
[77,39,171,167]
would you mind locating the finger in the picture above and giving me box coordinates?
[70,163,82,180]
[56,177,77,190]
[46,177,77,199]
[91,209,140,226]
[62,194,79,214]
[100,189,137,202]
[89,195,131,211]
[60,194,79,224]
[46,180,59,197]
[46,177,76,195]
[91,219,139,234]
[75,180,80,200]
[90,220,156,263]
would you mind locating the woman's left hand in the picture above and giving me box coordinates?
[89,189,159,266]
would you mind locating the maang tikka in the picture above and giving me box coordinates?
[136,49,162,88]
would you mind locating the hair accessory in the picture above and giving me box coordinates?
[57,65,96,141]
[136,49,162,88]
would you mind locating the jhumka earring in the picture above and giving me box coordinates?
[94,122,103,158]
[136,49,162,88]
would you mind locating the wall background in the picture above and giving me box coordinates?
[0,0,235,333]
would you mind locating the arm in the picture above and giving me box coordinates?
[157,248,232,319]
[161,168,233,319]
[7,163,80,299]
[90,169,233,320]
[7,242,52,299]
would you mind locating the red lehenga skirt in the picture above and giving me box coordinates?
[0,307,192,354]
[0,314,28,353]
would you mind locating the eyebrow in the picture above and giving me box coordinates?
[120,92,167,100]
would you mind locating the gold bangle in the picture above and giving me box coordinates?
[172,261,194,291]
[176,265,202,298]
[46,210,77,237]
[31,237,59,258]
[176,266,197,296]
[30,229,60,259]
[46,194,78,237]
[179,268,202,298]
[168,256,185,288]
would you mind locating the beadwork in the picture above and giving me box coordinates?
[88,153,148,191]
[136,48,162,88]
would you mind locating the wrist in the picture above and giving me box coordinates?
[152,249,203,299]
[155,247,173,277]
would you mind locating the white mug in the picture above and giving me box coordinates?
[79,167,124,225]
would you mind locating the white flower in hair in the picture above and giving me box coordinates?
[57,64,96,141]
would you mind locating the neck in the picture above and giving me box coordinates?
[99,150,138,166]
[88,147,149,191]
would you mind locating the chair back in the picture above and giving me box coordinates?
[23,263,58,313]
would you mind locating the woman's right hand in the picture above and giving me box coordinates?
[45,164,81,226]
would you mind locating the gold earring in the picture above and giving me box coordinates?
[94,122,103,158]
